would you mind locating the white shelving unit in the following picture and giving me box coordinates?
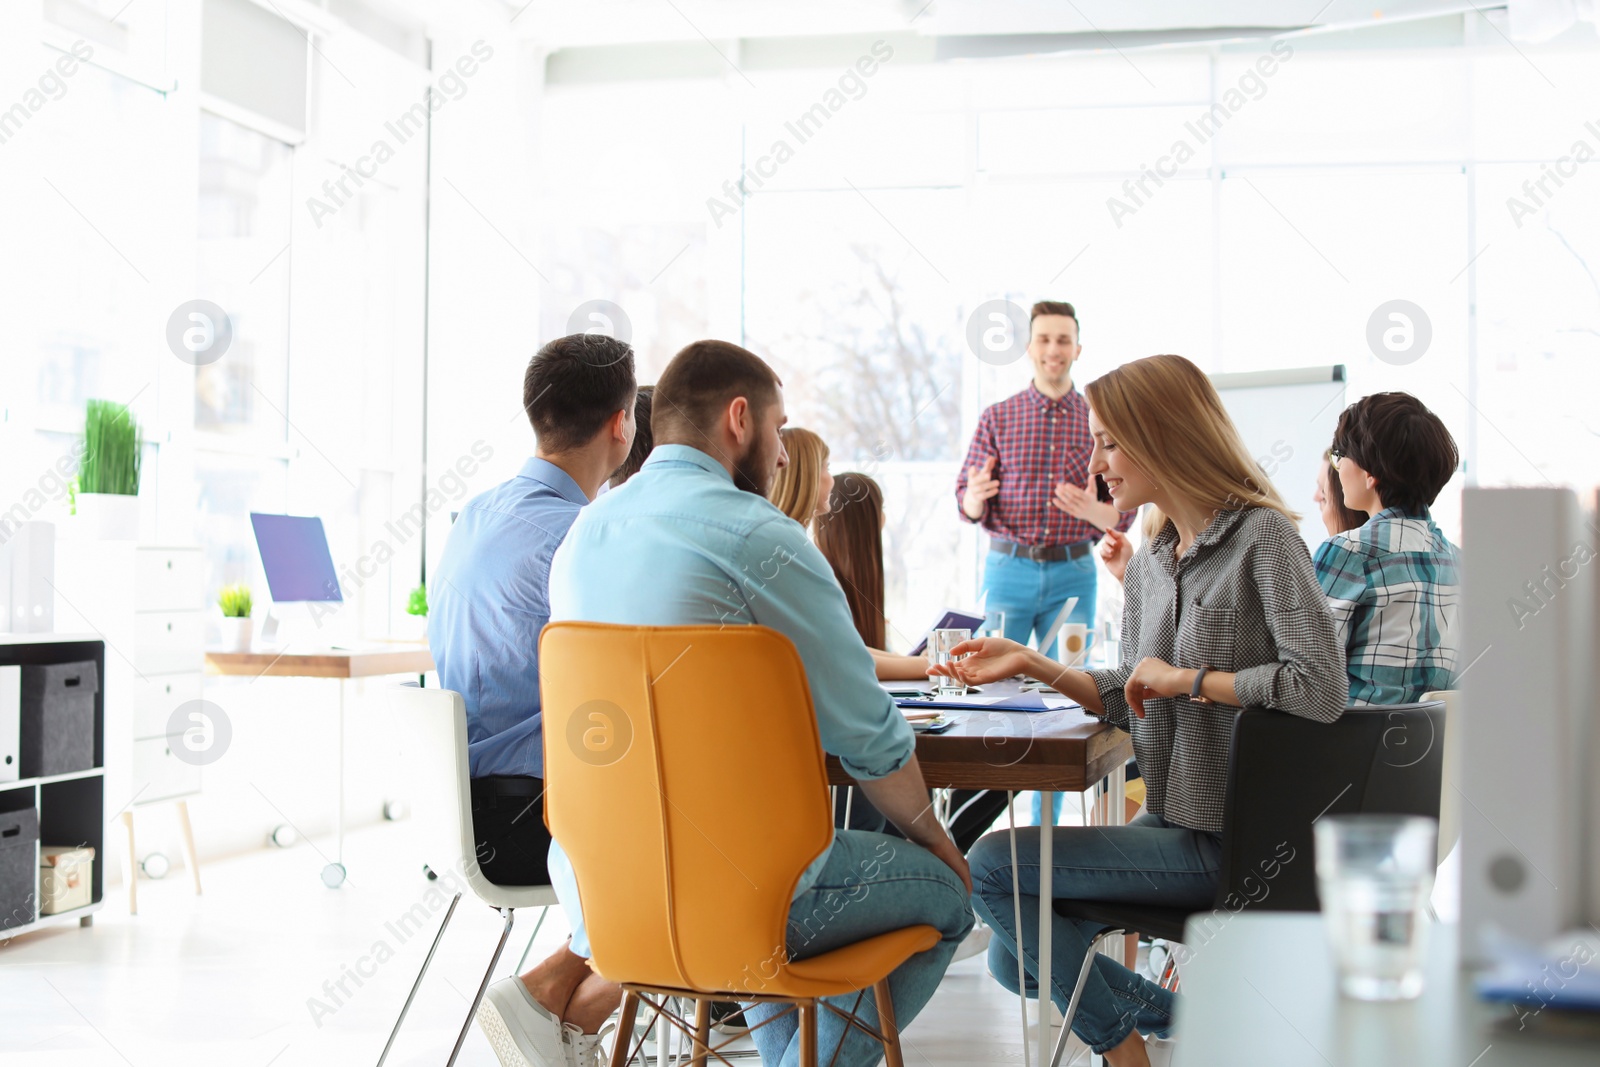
[0,633,106,939]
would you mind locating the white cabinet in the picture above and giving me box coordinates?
[131,737,203,803]
[54,543,206,912]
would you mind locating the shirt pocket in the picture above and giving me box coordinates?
[1174,602,1237,673]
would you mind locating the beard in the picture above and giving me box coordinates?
[731,433,779,497]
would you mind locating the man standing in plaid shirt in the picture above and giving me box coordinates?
[955,300,1136,668]
[1314,392,1461,704]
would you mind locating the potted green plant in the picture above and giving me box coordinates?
[218,584,253,652]
[399,581,428,641]
[74,399,143,540]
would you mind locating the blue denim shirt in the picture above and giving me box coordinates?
[546,444,913,924]
[429,457,588,779]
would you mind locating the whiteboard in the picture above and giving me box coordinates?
[1210,366,1346,546]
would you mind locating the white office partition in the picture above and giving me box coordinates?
[1458,486,1594,964]
[1209,365,1345,547]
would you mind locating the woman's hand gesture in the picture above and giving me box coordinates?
[1099,528,1133,584]
[925,637,1034,686]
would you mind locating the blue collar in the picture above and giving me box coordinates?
[520,457,590,505]
[640,444,734,484]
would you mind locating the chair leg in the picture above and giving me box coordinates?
[377,892,463,1067]
[513,904,549,976]
[175,799,202,895]
[873,979,904,1067]
[799,1000,819,1067]
[446,906,517,1067]
[1049,929,1120,1067]
[690,997,711,1067]
[610,991,640,1067]
[119,810,138,916]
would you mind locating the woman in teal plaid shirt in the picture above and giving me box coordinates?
[1314,392,1462,704]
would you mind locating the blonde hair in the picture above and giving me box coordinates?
[769,427,829,525]
[1085,355,1299,524]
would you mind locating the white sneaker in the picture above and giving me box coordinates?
[477,977,569,1067]
[952,919,993,962]
[565,1020,617,1067]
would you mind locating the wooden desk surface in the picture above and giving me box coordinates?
[828,705,1132,792]
[205,644,434,679]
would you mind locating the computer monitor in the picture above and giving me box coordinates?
[250,513,343,603]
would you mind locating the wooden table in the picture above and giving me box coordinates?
[825,704,1132,793]
[830,698,1135,1067]
[206,645,434,886]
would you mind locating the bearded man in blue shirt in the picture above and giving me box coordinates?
[545,340,974,1067]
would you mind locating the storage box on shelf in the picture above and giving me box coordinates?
[53,544,206,914]
[0,635,106,938]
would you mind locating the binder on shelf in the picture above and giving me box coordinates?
[0,665,18,783]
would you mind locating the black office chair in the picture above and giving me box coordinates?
[1045,700,1446,1067]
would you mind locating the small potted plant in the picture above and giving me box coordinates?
[73,398,143,539]
[399,582,428,641]
[218,584,254,652]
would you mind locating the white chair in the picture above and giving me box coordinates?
[380,682,560,1067]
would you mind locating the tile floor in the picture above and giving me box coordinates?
[0,819,1090,1067]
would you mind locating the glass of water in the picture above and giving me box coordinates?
[929,628,972,697]
[1314,815,1438,1001]
[982,610,1006,638]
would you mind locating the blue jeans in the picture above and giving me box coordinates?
[968,813,1221,1055]
[981,547,1097,826]
[741,831,974,1067]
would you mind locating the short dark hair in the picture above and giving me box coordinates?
[523,334,636,453]
[652,340,781,447]
[1333,392,1458,515]
[609,385,654,487]
[1030,300,1080,338]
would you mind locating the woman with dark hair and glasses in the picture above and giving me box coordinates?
[1313,447,1366,537]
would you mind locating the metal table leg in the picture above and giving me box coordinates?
[1037,791,1054,1067]
[322,677,348,888]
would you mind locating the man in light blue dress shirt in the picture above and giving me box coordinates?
[429,333,639,1067]
[545,340,973,1067]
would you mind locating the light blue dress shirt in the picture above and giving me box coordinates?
[545,444,914,952]
[428,457,589,779]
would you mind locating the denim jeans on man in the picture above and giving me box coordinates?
[740,830,973,1067]
[967,812,1221,1055]
[981,547,1097,825]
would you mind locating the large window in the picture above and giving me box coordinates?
[534,30,1600,634]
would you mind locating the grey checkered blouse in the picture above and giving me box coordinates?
[1085,506,1347,833]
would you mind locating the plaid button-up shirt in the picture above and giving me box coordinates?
[1313,507,1461,705]
[955,383,1135,546]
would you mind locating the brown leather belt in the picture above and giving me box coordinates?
[989,539,1094,562]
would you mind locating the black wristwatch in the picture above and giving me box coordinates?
[1189,665,1216,705]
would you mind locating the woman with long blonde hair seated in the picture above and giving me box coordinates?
[930,354,1346,1067]
[768,426,833,527]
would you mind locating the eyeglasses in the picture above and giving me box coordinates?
[1329,449,1345,470]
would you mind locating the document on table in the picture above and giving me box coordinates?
[884,680,1079,713]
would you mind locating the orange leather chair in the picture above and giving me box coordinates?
[541,622,941,1067]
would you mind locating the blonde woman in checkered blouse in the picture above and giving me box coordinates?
[929,353,1347,1067]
